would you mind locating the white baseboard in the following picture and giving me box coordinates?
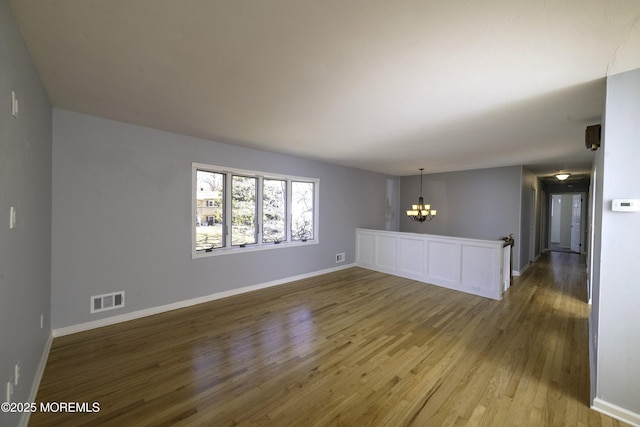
[53,263,356,337]
[20,332,53,427]
[592,398,640,427]
[512,263,530,277]
[513,253,544,277]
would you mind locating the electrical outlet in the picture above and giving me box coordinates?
[336,253,345,263]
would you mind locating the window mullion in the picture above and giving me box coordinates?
[286,179,293,242]
[257,177,263,245]
[224,172,232,248]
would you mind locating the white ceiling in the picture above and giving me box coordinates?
[9,0,640,177]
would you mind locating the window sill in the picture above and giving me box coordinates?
[192,239,318,259]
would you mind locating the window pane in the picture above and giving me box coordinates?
[232,175,257,246]
[196,170,224,250]
[263,179,286,243]
[291,181,314,241]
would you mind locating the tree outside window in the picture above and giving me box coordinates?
[232,176,257,246]
[292,181,314,241]
[263,179,286,243]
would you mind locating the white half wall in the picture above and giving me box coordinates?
[356,228,508,300]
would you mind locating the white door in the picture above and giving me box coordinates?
[571,195,582,253]
[529,189,536,261]
[550,195,562,244]
[587,168,597,304]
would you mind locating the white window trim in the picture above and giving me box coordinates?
[192,162,319,259]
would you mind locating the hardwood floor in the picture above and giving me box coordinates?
[30,252,629,426]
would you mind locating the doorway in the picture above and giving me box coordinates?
[550,193,584,253]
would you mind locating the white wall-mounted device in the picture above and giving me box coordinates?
[612,199,640,212]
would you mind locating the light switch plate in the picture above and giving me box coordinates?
[9,206,16,229]
[11,90,19,118]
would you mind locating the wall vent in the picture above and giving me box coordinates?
[91,291,125,314]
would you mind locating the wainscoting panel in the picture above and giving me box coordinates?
[461,244,501,298]
[397,236,427,279]
[376,235,398,270]
[357,232,376,266]
[427,240,461,285]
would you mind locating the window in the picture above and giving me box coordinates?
[195,170,225,250]
[263,179,286,243]
[292,181,314,241]
[192,163,318,257]
[231,175,257,246]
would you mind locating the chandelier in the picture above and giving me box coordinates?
[406,168,436,222]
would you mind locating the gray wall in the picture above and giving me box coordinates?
[399,165,523,271]
[591,68,640,414]
[0,1,52,425]
[51,110,394,329]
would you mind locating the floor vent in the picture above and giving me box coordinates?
[91,291,125,314]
